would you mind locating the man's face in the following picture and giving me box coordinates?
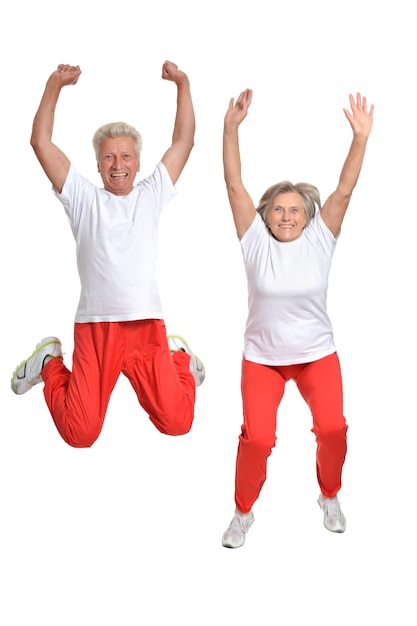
[98,136,140,196]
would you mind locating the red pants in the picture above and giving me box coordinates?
[235,353,348,513]
[41,320,196,447]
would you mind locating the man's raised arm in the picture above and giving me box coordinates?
[31,64,81,193]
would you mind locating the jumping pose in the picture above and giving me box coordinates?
[221,88,373,547]
[11,62,205,449]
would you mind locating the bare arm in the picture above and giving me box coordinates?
[321,92,374,237]
[30,64,81,193]
[160,61,195,185]
[223,89,256,240]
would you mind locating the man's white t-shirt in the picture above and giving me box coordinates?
[54,162,176,323]
[241,212,338,366]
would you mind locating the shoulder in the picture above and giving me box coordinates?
[136,162,176,193]
[306,212,337,240]
[241,212,265,242]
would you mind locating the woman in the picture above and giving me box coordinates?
[222,89,373,548]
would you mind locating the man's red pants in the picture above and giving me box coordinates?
[41,319,196,447]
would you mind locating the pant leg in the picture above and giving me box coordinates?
[42,322,123,448]
[295,352,347,497]
[123,319,196,436]
[235,358,286,513]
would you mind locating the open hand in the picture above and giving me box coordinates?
[344,92,374,139]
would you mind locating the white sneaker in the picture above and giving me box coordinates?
[167,334,205,386]
[11,336,63,395]
[318,494,346,533]
[222,510,254,548]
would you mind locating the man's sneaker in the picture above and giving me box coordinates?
[318,494,346,533]
[222,510,254,548]
[11,336,63,395]
[167,335,205,386]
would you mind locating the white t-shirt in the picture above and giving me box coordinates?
[241,212,338,365]
[54,162,176,322]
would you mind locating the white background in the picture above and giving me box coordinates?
[1,1,416,624]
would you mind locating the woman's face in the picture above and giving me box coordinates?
[266,192,307,242]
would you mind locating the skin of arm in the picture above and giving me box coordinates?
[223,89,257,240]
[320,92,374,237]
[160,61,195,185]
[30,64,81,194]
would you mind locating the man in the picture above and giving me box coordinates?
[11,61,205,449]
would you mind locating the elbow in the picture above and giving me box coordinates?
[30,134,42,154]
[224,179,241,195]
[335,186,353,204]
[183,137,195,160]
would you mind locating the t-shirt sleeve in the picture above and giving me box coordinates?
[240,213,268,261]
[306,212,338,260]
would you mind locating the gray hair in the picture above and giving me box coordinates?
[92,122,143,162]
[256,181,321,227]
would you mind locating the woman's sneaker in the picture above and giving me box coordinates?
[222,510,255,548]
[167,335,205,386]
[318,494,346,533]
[11,337,63,395]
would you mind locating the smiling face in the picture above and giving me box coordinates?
[97,136,140,196]
[266,191,307,242]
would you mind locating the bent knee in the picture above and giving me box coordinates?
[167,427,191,436]
[63,426,102,448]
[153,414,193,437]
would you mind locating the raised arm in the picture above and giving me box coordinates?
[223,89,256,240]
[321,92,374,237]
[30,64,81,193]
[160,61,195,185]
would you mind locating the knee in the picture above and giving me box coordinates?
[240,429,276,453]
[63,425,102,448]
[164,424,192,437]
[314,423,347,443]
[154,415,193,437]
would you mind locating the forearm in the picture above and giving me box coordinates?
[30,75,62,150]
[337,133,369,197]
[171,77,195,150]
[223,123,243,190]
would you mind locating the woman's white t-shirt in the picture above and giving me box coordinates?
[54,162,176,323]
[241,211,338,365]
